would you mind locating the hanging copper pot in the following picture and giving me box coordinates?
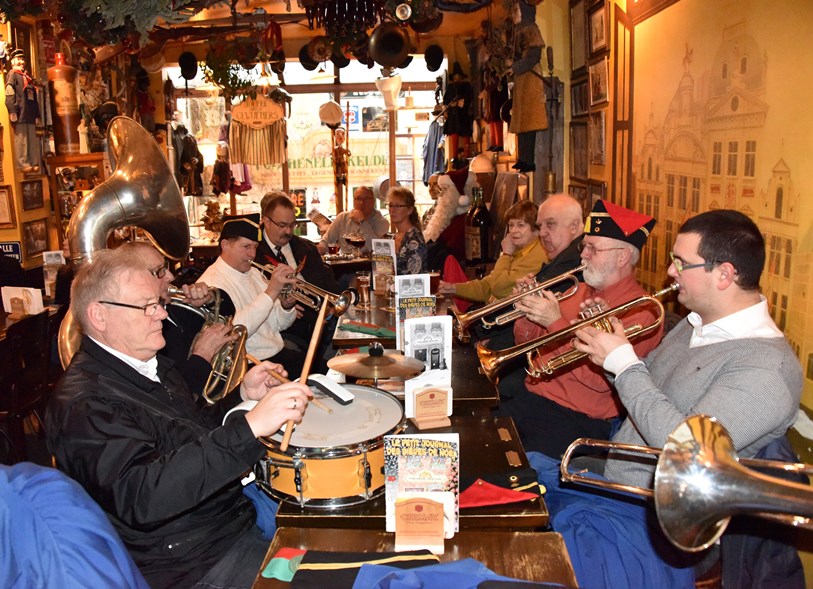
[368,22,411,69]
[299,44,318,71]
[411,11,443,34]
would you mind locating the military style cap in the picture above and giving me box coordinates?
[220,213,262,242]
[584,199,656,250]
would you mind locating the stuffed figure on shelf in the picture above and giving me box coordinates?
[508,0,548,173]
[5,49,42,173]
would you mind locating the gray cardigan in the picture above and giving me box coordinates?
[605,319,802,487]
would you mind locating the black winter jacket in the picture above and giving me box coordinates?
[46,336,266,588]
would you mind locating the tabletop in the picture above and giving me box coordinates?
[251,527,578,588]
[272,411,549,530]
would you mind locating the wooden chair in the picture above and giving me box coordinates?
[0,310,51,463]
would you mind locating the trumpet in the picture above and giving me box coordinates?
[476,283,677,383]
[251,261,358,316]
[167,286,248,404]
[450,265,584,342]
[560,414,813,552]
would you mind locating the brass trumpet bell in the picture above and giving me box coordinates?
[561,414,813,552]
[451,265,584,342]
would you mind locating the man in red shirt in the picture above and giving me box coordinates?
[500,199,663,458]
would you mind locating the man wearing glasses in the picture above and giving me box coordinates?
[573,210,801,487]
[499,200,664,458]
[119,241,237,397]
[256,192,340,368]
[316,185,389,255]
[198,214,304,374]
[47,247,312,588]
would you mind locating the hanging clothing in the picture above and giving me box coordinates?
[422,118,445,184]
[229,119,286,165]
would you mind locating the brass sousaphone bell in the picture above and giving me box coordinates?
[561,414,813,552]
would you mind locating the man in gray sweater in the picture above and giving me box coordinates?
[573,209,802,488]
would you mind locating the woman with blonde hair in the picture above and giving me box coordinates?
[387,187,427,274]
[439,199,544,301]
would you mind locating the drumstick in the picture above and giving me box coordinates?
[280,297,331,452]
[245,354,333,414]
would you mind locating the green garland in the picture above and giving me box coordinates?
[1,0,224,47]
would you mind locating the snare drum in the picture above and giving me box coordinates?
[258,384,406,508]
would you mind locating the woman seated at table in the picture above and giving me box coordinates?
[438,200,544,302]
[388,186,427,274]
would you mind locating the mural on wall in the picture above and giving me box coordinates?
[630,0,813,405]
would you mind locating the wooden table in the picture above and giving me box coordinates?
[323,255,372,277]
[272,413,548,530]
[0,306,60,342]
[252,527,578,588]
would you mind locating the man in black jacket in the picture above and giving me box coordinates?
[46,247,311,588]
[256,192,340,369]
[119,240,236,398]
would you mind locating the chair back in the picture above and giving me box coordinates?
[2,310,50,402]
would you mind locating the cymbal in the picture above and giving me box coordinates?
[328,350,425,379]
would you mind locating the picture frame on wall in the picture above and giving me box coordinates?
[589,57,609,106]
[571,79,589,117]
[569,121,589,181]
[589,110,606,165]
[570,0,588,76]
[10,21,34,74]
[21,180,44,211]
[0,186,16,229]
[588,1,609,57]
[569,183,589,218]
[23,218,48,259]
[588,180,607,209]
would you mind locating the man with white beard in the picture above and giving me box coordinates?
[499,200,664,458]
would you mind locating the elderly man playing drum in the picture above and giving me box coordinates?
[198,213,305,374]
[46,247,312,589]
[498,200,663,458]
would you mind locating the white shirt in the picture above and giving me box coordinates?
[262,232,298,275]
[198,256,296,360]
[90,336,160,382]
[605,296,782,375]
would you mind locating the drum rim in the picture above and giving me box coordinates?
[261,383,406,455]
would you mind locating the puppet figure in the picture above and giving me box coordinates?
[5,49,41,173]
[508,0,548,172]
[333,127,350,185]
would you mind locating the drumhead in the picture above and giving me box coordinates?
[269,384,404,449]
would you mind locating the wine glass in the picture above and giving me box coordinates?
[343,232,366,258]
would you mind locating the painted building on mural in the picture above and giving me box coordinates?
[630,3,813,404]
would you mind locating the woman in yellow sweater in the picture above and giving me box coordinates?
[438,200,545,302]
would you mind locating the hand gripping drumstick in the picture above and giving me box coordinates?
[245,353,333,415]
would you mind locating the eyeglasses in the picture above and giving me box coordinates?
[387,203,409,209]
[578,242,626,256]
[669,252,716,274]
[265,217,300,231]
[150,259,170,279]
[99,299,168,317]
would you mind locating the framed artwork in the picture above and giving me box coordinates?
[588,180,607,209]
[588,1,610,57]
[0,186,16,229]
[23,218,48,259]
[569,121,589,181]
[489,172,519,256]
[570,0,588,76]
[589,110,606,165]
[589,57,609,106]
[569,183,589,218]
[10,21,34,74]
[571,79,589,117]
[21,180,44,211]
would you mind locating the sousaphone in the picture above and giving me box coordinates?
[58,116,190,366]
